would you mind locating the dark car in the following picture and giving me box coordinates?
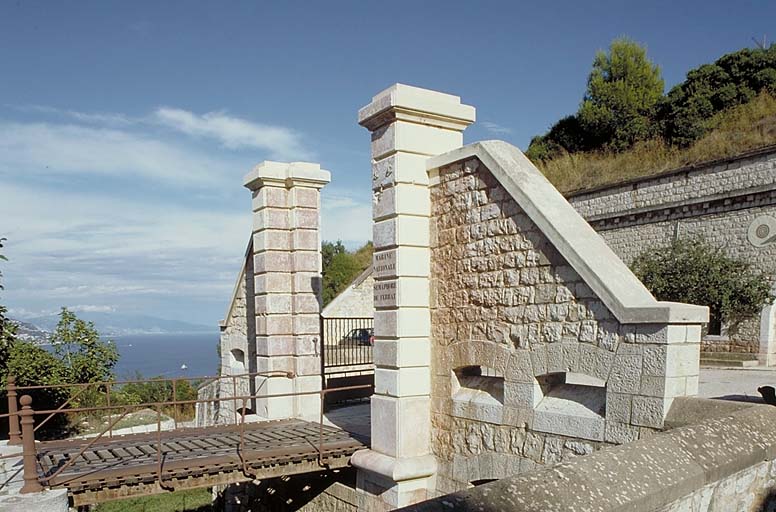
[339,328,374,346]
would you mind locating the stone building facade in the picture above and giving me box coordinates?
[568,147,776,358]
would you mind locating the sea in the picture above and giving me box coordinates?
[109,332,220,380]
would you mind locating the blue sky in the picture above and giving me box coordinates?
[1,1,774,326]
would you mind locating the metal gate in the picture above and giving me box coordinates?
[319,316,374,406]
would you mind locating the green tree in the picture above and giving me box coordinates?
[51,307,119,384]
[577,38,664,151]
[0,238,13,374]
[632,238,775,332]
[525,115,589,162]
[658,45,776,146]
[321,240,373,305]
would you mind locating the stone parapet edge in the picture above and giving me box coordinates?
[426,140,709,325]
[399,399,776,512]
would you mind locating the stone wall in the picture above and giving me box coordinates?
[427,143,704,494]
[568,147,776,353]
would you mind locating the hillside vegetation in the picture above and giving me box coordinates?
[541,92,776,193]
[526,40,776,193]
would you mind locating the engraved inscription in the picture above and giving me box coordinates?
[374,280,397,307]
[373,250,397,278]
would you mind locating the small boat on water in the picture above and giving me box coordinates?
[180,364,188,371]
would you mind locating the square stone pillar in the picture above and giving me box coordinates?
[758,295,776,366]
[244,161,330,420]
[351,84,475,508]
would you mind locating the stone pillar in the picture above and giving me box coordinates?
[758,294,776,366]
[352,84,475,508]
[244,161,330,420]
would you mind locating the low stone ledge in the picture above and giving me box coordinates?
[400,403,776,512]
[665,396,756,428]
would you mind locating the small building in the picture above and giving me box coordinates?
[321,265,374,320]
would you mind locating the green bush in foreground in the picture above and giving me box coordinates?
[631,238,775,330]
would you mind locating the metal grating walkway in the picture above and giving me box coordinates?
[35,419,366,506]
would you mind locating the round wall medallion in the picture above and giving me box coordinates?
[748,215,776,248]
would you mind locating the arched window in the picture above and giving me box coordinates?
[230,348,246,374]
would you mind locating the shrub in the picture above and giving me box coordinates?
[631,238,775,331]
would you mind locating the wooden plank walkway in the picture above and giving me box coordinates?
[35,419,367,506]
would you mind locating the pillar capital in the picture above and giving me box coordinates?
[244,161,331,191]
[358,83,476,132]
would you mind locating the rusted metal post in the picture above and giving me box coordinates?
[172,379,178,430]
[19,395,43,494]
[232,375,237,425]
[106,382,112,438]
[7,376,22,445]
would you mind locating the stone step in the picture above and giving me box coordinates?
[700,358,760,368]
[701,352,758,362]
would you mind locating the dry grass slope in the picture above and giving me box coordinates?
[535,93,776,194]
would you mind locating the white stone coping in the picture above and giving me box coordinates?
[426,141,709,325]
[358,83,476,130]
[244,161,331,190]
[351,450,437,482]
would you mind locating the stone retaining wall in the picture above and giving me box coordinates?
[568,147,776,353]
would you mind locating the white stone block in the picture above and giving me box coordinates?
[254,273,293,294]
[373,338,431,368]
[375,367,430,397]
[374,277,429,308]
[293,272,322,294]
[292,294,321,315]
[373,247,430,278]
[373,153,431,190]
[373,183,431,221]
[292,251,320,273]
[253,251,292,273]
[375,309,430,338]
[255,336,295,357]
[253,229,292,252]
[251,186,288,210]
[291,207,319,230]
[293,313,320,336]
[290,187,319,208]
[374,216,430,249]
[636,324,688,344]
[255,314,293,336]
[291,229,319,251]
[252,207,290,231]
[370,395,432,459]
[255,293,292,315]
[666,343,700,377]
[371,121,463,160]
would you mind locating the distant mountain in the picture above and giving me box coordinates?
[12,319,50,342]
[18,312,216,337]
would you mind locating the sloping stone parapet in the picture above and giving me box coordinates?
[399,400,776,512]
[426,139,709,491]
